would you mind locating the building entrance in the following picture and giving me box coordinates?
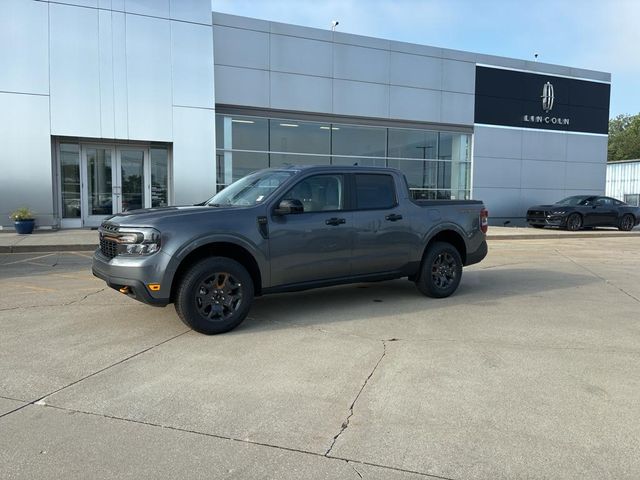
[56,141,169,228]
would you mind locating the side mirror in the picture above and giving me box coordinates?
[274,198,304,215]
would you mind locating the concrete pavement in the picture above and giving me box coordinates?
[1,237,640,479]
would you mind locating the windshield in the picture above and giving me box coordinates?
[555,195,596,206]
[206,170,295,207]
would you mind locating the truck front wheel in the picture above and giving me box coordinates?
[415,241,463,298]
[175,257,254,334]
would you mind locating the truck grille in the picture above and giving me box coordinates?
[99,222,120,259]
[99,236,118,259]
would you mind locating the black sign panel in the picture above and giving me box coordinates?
[474,66,610,134]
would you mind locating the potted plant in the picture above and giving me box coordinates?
[10,207,36,234]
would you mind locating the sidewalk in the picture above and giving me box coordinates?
[0,229,99,253]
[1,226,638,253]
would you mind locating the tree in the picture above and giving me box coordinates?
[608,113,640,161]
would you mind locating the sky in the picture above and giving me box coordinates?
[211,0,639,118]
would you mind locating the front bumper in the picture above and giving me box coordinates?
[92,249,172,306]
[526,215,565,227]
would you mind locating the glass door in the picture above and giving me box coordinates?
[68,143,169,228]
[82,145,116,227]
[117,149,147,213]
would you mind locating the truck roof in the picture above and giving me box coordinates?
[274,164,404,174]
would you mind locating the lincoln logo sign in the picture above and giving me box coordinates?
[541,81,554,111]
[523,81,570,126]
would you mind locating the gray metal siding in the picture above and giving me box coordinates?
[473,125,607,223]
[212,13,481,126]
[0,0,215,228]
[606,161,640,200]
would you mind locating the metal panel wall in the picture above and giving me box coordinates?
[0,0,49,95]
[172,106,216,204]
[0,93,53,227]
[473,125,608,224]
[333,44,390,84]
[49,3,102,137]
[606,161,640,201]
[112,10,129,139]
[171,20,215,109]
[212,14,479,126]
[213,25,269,70]
[125,14,173,141]
[169,0,212,25]
[98,9,115,138]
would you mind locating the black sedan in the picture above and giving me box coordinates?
[527,195,640,231]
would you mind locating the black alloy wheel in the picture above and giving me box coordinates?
[175,257,254,335]
[195,272,243,321]
[415,241,463,298]
[431,252,457,290]
[619,214,635,231]
[566,213,582,231]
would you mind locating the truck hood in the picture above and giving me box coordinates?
[103,205,245,228]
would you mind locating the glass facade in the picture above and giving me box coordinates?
[216,114,472,199]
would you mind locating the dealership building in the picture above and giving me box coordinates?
[0,0,611,229]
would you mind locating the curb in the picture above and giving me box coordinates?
[487,232,640,241]
[0,244,98,254]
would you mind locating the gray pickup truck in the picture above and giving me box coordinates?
[93,166,488,334]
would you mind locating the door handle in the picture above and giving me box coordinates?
[385,214,403,221]
[325,217,346,226]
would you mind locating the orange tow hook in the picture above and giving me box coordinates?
[119,286,130,294]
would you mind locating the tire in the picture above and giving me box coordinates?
[415,241,463,298]
[174,257,254,335]
[565,213,582,231]
[531,225,545,229]
[619,214,635,231]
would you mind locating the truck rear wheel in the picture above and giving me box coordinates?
[175,257,254,335]
[415,241,463,298]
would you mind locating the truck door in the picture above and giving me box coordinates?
[350,173,420,275]
[268,174,353,287]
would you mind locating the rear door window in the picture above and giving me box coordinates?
[354,174,396,210]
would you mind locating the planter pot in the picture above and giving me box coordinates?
[15,219,35,235]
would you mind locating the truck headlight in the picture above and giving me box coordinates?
[116,228,161,256]
[550,210,566,215]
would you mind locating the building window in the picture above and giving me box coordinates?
[60,143,81,218]
[332,124,386,158]
[150,147,169,208]
[214,114,472,199]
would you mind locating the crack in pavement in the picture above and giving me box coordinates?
[0,288,108,312]
[64,287,106,306]
[0,329,191,421]
[33,403,453,479]
[348,460,363,478]
[263,317,640,356]
[555,249,640,304]
[325,339,388,457]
